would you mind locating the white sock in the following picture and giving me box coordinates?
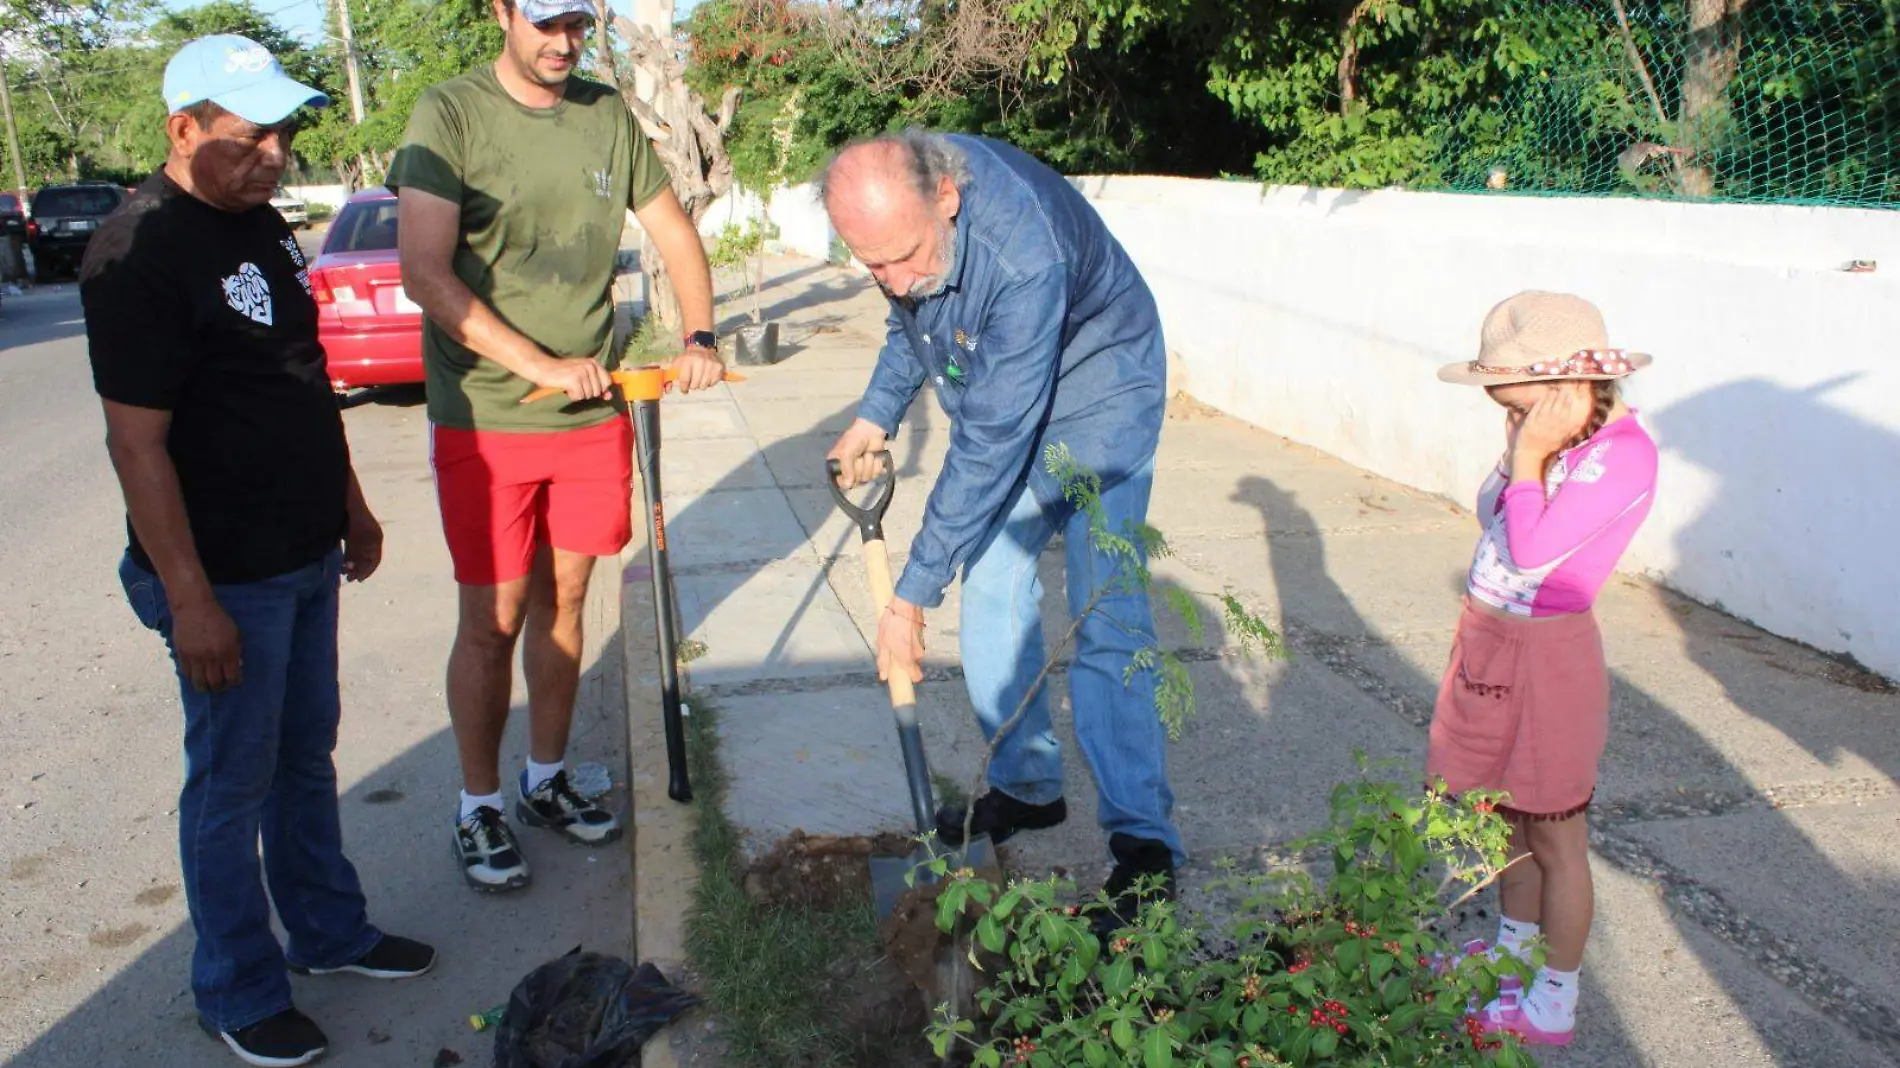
[1495,916,1540,962]
[460,789,505,821]
[1522,966,1580,1031]
[525,759,565,793]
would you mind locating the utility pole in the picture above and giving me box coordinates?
[334,0,366,124]
[0,51,27,202]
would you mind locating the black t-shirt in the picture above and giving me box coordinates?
[81,172,350,584]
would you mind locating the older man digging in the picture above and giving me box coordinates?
[820,130,1181,930]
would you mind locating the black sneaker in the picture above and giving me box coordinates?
[1091,833,1177,937]
[288,934,437,979]
[935,790,1067,847]
[199,1006,327,1067]
[455,806,532,892]
[517,769,623,846]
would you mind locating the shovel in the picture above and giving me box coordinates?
[523,363,749,803]
[825,450,996,918]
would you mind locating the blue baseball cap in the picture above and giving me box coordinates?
[162,34,330,126]
[519,0,599,23]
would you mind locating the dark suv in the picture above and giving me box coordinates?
[28,182,131,281]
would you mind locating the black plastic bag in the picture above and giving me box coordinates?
[493,948,700,1068]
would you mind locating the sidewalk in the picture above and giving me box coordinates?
[631,254,1900,1067]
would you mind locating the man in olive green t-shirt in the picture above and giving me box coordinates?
[388,0,721,893]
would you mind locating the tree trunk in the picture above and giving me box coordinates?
[614,15,740,331]
[1678,0,1751,198]
[752,239,764,324]
[1337,0,1377,108]
[641,231,678,333]
[592,0,620,92]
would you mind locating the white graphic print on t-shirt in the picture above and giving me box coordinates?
[221,262,274,326]
[280,237,312,295]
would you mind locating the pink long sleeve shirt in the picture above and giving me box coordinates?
[1466,412,1660,618]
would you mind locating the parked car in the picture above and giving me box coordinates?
[0,194,24,297]
[0,193,25,240]
[311,187,424,391]
[271,185,309,230]
[27,182,131,281]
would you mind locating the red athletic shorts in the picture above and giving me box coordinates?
[430,418,633,586]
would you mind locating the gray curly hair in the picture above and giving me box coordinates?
[814,128,970,209]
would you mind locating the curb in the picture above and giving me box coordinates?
[621,454,705,1068]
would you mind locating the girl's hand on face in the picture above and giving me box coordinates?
[1501,405,1526,468]
[1517,387,1590,456]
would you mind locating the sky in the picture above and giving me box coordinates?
[158,0,700,50]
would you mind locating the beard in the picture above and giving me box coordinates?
[887,218,957,303]
[511,42,577,88]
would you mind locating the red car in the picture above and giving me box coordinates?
[312,187,424,391]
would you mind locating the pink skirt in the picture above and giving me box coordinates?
[1425,600,1609,820]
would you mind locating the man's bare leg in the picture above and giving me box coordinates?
[523,545,597,764]
[447,576,532,796]
[514,545,621,845]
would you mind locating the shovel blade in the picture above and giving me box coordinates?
[869,835,998,920]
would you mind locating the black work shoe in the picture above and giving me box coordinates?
[288,934,437,979]
[935,790,1067,847]
[1091,833,1178,937]
[200,1006,328,1067]
[517,769,623,846]
[455,806,532,892]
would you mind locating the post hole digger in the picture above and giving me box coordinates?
[524,363,746,803]
[825,450,996,919]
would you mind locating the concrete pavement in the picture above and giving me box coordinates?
[0,282,636,1068]
[641,253,1900,1066]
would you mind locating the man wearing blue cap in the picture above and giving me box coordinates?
[81,35,435,1068]
[389,0,721,893]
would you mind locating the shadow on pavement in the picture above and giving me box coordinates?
[1229,437,1900,1065]
[7,654,630,1068]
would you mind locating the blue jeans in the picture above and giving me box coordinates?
[120,551,380,1032]
[958,457,1184,865]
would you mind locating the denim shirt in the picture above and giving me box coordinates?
[857,135,1168,609]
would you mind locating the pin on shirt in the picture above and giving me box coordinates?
[947,328,976,384]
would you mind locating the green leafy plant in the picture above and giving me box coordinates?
[905,447,1536,1064]
[928,761,1540,1067]
[705,217,777,325]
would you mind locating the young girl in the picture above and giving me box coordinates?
[1427,290,1660,1046]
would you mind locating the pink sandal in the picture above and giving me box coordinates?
[1475,999,1575,1047]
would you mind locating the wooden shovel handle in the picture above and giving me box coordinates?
[862,535,918,708]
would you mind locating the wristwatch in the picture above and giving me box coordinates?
[684,330,717,352]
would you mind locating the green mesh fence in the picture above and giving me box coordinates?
[1426,0,1900,208]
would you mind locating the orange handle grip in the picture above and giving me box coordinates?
[520,364,746,404]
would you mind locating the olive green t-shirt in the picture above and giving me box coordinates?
[386,65,670,431]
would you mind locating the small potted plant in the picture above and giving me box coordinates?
[729,90,807,365]
[711,217,779,365]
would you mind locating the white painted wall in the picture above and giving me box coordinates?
[1070,176,1900,679]
[286,184,351,210]
[698,181,835,263]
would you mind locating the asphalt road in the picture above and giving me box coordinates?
[0,253,633,1067]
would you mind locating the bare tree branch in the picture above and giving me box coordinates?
[818,0,1038,103]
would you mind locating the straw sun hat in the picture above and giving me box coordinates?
[1438,291,1653,386]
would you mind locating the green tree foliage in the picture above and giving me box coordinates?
[0,0,338,183]
[1,0,155,181]
[681,0,1269,189]
[0,0,500,191]
[1004,0,1900,204]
